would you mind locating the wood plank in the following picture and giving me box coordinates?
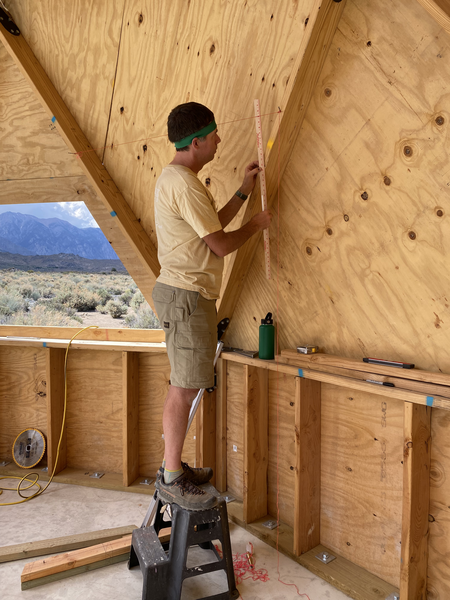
[281,352,450,399]
[267,371,296,528]
[122,352,139,487]
[226,362,245,500]
[21,535,132,584]
[215,358,227,492]
[21,553,127,590]
[281,350,450,388]
[400,402,431,599]
[320,386,403,587]
[243,365,268,523]
[45,347,66,475]
[196,390,216,486]
[0,326,164,343]
[0,18,161,282]
[0,525,136,564]
[217,0,347,324]
[0,337,165,353]
[416,0,450,34]
[299,544,399,600]
[294,377,321,555]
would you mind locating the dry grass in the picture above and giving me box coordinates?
[0,269,160,329]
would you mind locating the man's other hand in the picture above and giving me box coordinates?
[251,209,273,231]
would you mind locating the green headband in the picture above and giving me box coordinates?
[174,120,217,149]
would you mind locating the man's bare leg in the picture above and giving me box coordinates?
[163,385,199,481]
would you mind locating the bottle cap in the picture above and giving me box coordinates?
[261,312,273,325]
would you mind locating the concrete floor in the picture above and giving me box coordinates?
[0,482,351,600]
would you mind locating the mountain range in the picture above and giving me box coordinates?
[0,211,119,260]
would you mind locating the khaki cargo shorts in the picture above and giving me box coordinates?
[152,282,217,389]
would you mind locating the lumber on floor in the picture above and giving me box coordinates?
[21,527,172,589]
[0,525,136,564]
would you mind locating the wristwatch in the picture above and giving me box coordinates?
[235,190,248,201]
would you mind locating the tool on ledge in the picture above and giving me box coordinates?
[297,345,319,354]
[363,357,415,369]
[222,347,258,359]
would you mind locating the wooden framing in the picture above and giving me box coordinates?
[416,0,450,33]
[294,377,321,555]
[243,365,268,523]
[0,17,160,289]
[45,347,66,475]
[122,351,140,487]
[400,402,431,599]
[217,0,347,324]
[215,358,227,492]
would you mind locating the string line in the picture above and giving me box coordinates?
[72,109,283,159]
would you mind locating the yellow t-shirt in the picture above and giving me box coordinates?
[155,164,224,300]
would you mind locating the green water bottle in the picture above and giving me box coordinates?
[259,312,274,360]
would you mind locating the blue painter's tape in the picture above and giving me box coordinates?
[51,116,56,123]
[427,396,434,406]
[110,211,117,217]
[43,342,47,347]
[298,368,304,378]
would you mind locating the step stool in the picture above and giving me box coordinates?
[128,488,239,600]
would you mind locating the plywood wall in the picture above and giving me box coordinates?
[226,0,450,376]
[0,346,47,461]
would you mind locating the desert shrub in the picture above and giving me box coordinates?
[104,300,127,318]
[119,289,133,306]
[54,284,100,311]
[95,304,108,315]
[130,290,145,310]
[108,285,124,295]
[96,287,112,306]
[125,303,160,329]
[0,291,26,316]
[2,304,82,326]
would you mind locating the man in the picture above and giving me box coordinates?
[152,102,272,510]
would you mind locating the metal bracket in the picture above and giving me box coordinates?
[315,550,336,564]
[386,594,400,600]
[139,478,153,486]
[89,471,105,479]
[222,494,235,503]
[0,460,11,467]
[41,466,48,472]
[262,520,278,530]
[0,8,20,35]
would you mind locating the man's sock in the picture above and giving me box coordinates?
[164,467,183,484]
[162,458,165,469]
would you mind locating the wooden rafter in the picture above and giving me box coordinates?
[416,0,450,34]
[217,0,347,323]
[0,14,160,281]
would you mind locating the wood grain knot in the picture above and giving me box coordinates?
[408,231,416,240]
[383,176,391,186]
[324,88,332,97]
[361,191,369,200]
[436,208,444,217]
[430,460,445,487]
[435,115,445,126]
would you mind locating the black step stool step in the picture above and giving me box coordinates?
[129,487,239,600]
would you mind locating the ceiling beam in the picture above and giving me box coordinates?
[0,10,160,281]
[416,0,450,34]
[217,0,347,323]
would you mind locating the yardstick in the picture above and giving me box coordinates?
[254,99,271,280]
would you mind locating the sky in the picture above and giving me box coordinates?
[0,202,99,228]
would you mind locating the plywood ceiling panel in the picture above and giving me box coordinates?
[102,0,316,251]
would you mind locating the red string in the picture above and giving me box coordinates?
[72,109,283,159]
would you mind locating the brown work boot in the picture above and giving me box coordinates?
[155,463,213,488]
[181,462,213,485]
[157,472,217,511]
